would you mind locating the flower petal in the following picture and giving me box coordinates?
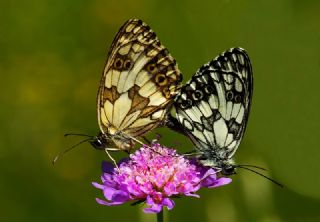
[143,204,162,214]
[201,169,220,187]
[95,198,125,206]
[103,187,117,200]
[185,193,200,198]
[95,198,110,205]
[101,161,114,174]
[145,195,155,205]
[111,190,130,202]
[162,198,175,210]
[118,157,130,166]
[92,182,104,190]
[207,177,232,188]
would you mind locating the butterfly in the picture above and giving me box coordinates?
[167,48,253,175]
[90,19,182,154]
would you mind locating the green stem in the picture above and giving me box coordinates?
[157,209,164,222]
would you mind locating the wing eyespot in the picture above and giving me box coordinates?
[226,91,234,100]
[180,99,192,109]
[192,90,203,100]
[204,85,214,94]
[147,64,156,73]
[155,74,167,86]
[123,59,132,70]
[234,94,242,103]
[114,58,123,69]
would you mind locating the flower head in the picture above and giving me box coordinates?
[92,143,231,213]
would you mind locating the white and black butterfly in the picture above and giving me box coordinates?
[90,19,182,153]
[167,48,253,175]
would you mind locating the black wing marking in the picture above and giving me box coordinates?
[171,48,253,159]
[196,47,252,85]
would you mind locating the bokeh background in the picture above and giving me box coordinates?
[1,0,320,221]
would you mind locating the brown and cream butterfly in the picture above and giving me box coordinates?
[90,19,182,153]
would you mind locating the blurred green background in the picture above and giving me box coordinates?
[1,0,320,221]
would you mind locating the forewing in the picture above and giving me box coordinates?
[195,47,252,112]
[174,48,252,158]
[98,19,182,137]
[195,47,252,85]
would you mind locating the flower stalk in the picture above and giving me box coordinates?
[157,209,163,222]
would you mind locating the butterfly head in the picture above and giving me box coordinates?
[203,159,237,175]
[220,163,236,175]
[90,133,111,150]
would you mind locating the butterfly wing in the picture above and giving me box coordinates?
[97,19,182,139]
[173,48,252,160]
[196,47,253,115]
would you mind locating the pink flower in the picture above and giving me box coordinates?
[92,143,231,213]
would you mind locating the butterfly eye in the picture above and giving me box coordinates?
[226,91,234,100]
[90,139,104,150]
[222,165,236,175]
[114,58,123,69]
[155,74,167,86]
[123,59,132,69]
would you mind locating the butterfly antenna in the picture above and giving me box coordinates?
[64,133,93,137]
[237,164,267,171]
[52,137,93,165]
[237,166,284,188]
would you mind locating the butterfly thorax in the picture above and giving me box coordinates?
[108,125,135,151]
[107,125,118,136]
[199,149,236,175]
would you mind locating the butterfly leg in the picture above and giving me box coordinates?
[104,148,119,171]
